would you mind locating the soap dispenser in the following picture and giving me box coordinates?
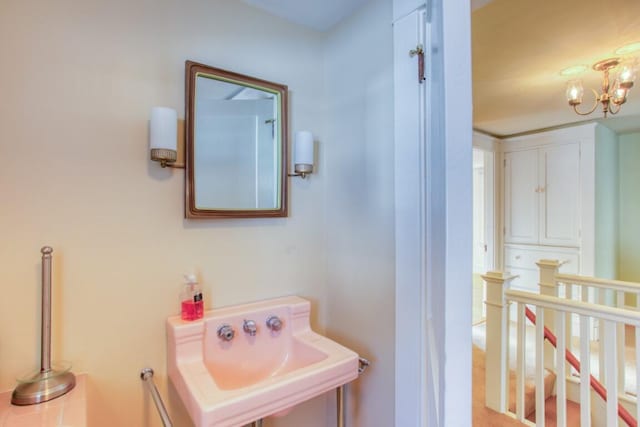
[181,274,203,321]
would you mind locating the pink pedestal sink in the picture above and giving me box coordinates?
[167,296,359,427]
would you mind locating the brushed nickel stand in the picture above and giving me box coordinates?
[248,357,368,426]
[141,368,172,427]
[12,246,75,405]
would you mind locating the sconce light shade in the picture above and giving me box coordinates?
[294,131,314,166]
[292,131,314,178]
[150,107,178,167]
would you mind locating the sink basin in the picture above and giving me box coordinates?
[167,296,359,427]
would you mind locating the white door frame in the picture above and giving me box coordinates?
[473,132,499,273]
[394,0,473,425]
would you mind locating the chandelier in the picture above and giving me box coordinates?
[565,58,637,117]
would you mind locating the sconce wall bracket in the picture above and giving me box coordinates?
[288,163,313,179]
[150,148,184,169]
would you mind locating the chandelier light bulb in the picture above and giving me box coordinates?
[617,60,637,89]
[566,79,584,106]
[611,81,627,105]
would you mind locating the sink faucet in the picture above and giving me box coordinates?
[243,319,257,336]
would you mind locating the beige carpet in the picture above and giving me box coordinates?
[473,345,581,426]
[473,345,528,426]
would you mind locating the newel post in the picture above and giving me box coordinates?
[537,259,561,296]
[537,259,561,370]
[482,271,518,413]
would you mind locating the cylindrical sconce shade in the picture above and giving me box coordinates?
[294,131,314,166]
[150,107,178,151]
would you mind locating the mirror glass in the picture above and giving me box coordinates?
[185,61,288,218]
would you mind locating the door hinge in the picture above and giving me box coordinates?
[409,45,426,84]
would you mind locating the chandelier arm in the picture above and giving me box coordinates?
[572,89,600,116]
[608,102,622,115]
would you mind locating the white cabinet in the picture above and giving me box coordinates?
[504,143,580,247]
[504,244,579,292]
[496,122,622,295]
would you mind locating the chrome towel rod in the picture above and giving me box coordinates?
[140,368,173,427]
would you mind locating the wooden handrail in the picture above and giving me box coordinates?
[524,307,636,427]
[555,273,640,294]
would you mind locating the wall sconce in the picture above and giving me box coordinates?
[288,131,314,179]
[150,107,184,168]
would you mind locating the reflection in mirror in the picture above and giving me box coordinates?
[185,61,288,218]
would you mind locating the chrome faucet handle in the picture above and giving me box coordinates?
[266,316,283,332]
[243,319,257,336]
[217,324,235,341]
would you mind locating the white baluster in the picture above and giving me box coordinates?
[617,290,626,394]
[556,313,566,427]
[536,309,545,427]
[603,320,618,426]
[579,315,591,427]
[516,303,526,421]
[565,283,574,369]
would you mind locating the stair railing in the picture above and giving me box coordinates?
[539,260,640,397]
[520,301,636,427]
[483,265,640,427]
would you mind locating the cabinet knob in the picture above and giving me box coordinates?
[535,185,547,193]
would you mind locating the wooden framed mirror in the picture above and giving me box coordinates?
[185,61,288,218]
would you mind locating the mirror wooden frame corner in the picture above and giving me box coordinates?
[184,60,289,219]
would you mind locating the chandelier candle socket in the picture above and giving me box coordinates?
[565,57,637,118]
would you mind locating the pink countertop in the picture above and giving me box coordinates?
[0,374,86,427]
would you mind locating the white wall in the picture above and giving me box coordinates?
[0,1,331,425]
[323,0,396,425]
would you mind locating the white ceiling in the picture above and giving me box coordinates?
[241,0,371,31]
[473,0,640,136]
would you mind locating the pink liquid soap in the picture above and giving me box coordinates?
[181,299,203,321]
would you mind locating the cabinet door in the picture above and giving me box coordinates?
[539,144,580,246]
[504,150,539,244]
